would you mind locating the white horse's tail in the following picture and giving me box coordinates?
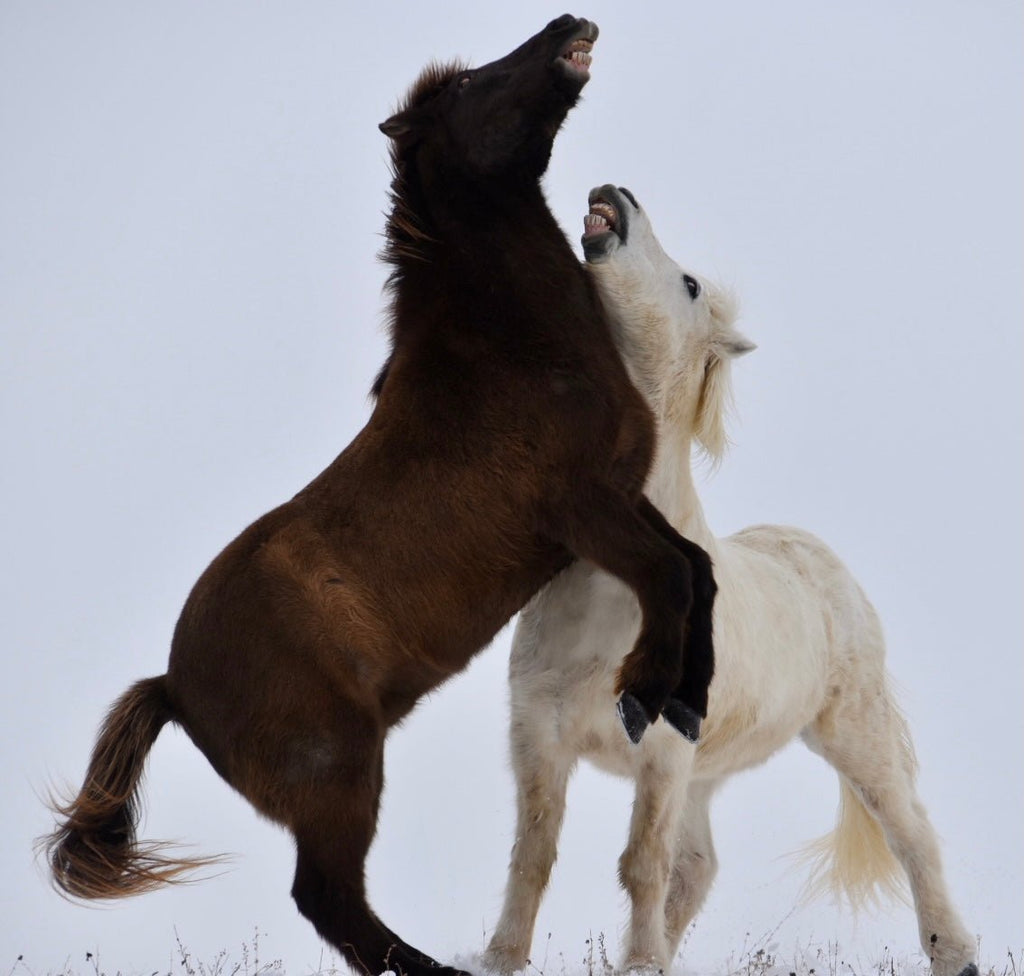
[796,776,910,909]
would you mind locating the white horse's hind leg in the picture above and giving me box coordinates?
[806,677,976,976]
[620,740,693,973]
[484,723,574,975]
[663,779,718,960]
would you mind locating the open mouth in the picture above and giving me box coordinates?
[584,199,618,239]
[560,37,594,75]
[554,19,597,80]
[582,184,630,260]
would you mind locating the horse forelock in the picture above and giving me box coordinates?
[394,59,468,118]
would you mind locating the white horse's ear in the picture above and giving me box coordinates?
[711,331,756,360]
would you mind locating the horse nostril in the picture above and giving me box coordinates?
[618,187,639,209]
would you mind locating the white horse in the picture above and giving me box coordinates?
[482,186,976,976]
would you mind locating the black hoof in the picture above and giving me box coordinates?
[617,693,650,745]
[662,699,701,742]
[955,965,979,976]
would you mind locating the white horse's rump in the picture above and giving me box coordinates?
[483,187,976,976]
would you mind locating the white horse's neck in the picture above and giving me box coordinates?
[646,418,717,556]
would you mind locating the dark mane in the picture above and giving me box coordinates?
[380,60,468,272]
[392,59,467,117]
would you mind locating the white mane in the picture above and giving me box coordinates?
[689,283,743,464]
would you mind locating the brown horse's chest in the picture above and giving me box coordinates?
[381,323,659,523]
[528,347,657,495]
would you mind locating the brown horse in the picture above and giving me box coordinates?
[43,15,716,976]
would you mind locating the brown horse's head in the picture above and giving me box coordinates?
[380,15,597,186]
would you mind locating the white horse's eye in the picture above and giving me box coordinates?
[683,274,701,300]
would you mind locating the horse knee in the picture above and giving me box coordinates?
[618,835,672,902]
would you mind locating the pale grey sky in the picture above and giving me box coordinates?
[1,2,1021,974]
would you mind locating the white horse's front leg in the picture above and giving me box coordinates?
[484,711,573,975]
[619,737,692,974]
[663,779,718,957]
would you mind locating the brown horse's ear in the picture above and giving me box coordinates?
[379,110,418,140]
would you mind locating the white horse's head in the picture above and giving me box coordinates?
[582,185,754,462]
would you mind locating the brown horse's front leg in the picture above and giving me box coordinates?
[547,486,696,743]
[636,495,717,742]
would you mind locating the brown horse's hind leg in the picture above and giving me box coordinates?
[289,745,468,976]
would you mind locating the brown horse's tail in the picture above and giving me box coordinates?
[43,675,219,900]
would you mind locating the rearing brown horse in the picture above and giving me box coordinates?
[43,16,716,976]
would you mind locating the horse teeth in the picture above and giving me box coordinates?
[588,202,617,228]
[564,44,592,69]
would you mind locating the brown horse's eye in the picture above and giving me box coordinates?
[458,74,472,89]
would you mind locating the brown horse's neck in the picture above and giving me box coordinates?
[384,176,594,349]
[383,156,549,261]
